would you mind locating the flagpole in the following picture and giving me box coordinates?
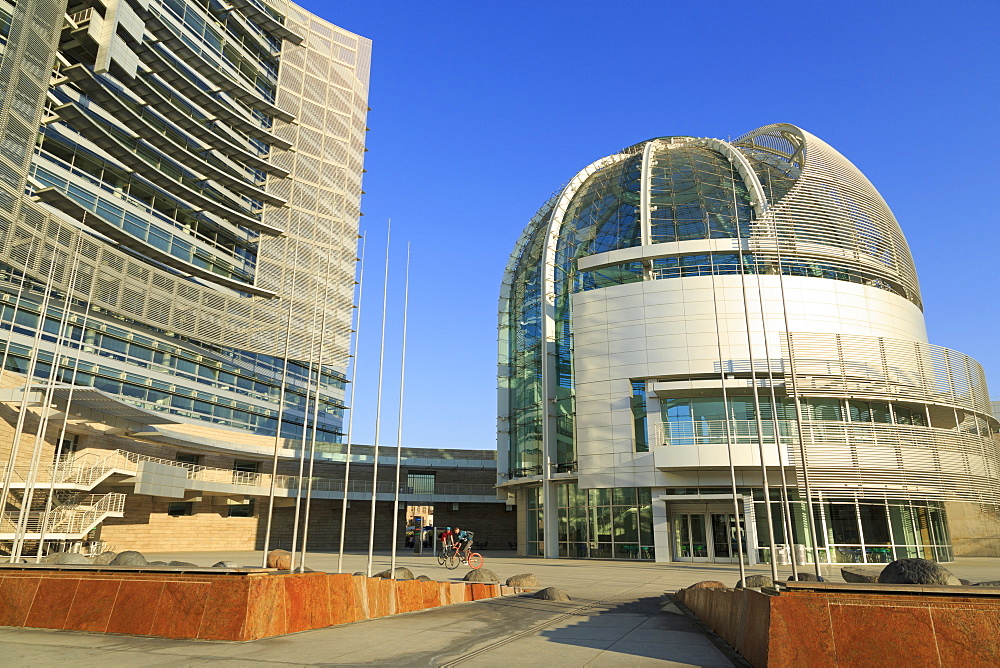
[389,243,410,575]
[337,235,366,573]
[365,220,391,577]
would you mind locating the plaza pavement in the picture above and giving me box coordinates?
[0,550,997,666]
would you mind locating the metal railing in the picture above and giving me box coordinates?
[0,492,125,538]
[10,449,497,498]
[651,419,798,447]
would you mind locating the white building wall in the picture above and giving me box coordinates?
[573,273,928,489]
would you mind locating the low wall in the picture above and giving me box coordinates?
[677,582,1000,667]
[0,565,515,641]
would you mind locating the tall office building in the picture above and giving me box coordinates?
[0,0,380,554]
[498,123,1000,563]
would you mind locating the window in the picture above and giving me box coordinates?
[167,502,193,516]
[407,472,435,494]
[228,499,255,517]
[176,452,201,465]
[53,435,79,462]
[631,381,648,452]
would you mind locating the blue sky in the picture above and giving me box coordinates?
[297,1,1000,450]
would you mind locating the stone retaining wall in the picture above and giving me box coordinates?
[0,567,516,641]
[676,582,1000,667]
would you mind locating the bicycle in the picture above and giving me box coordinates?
[437,542,483,570]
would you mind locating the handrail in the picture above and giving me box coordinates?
[16,449,497,498]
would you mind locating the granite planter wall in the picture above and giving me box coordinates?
[0,565,512,641]
[676,582,1000,667]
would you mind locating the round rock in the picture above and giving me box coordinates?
[414,575,433,582]
[687,580,727,590]
[110,551,147,567]
[878,558,960,585]
[49,552,92,565]
[266,549,291,570]
[736,574,773,589]
[213,561,242,568]
[973,580,1000,586]
[373,567,414,580]
[169,561,199,567]
[533,587,571,601]
[148,561,169,566]
[841,566,882,583]
[787,572,825,582]
[92,552,117,565]
[506,573,539,588]
[464,568,500,583]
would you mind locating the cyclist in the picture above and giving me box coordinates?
[454,528,474,563]
[439,527,453,552]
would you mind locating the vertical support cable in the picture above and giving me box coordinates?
[338,235,366,573]
[389,243,410,575]
[366,220,391,577]
[261,241,300,567]
[298,248,337,573]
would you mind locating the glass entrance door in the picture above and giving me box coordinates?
[673,513,708,561]
[711,513,747,562]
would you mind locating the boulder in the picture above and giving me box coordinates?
[373,567,414,580]
[878,559,960,585]
[110,551,147,567]
[169,561,199,567]
[787,572,825,582]
[687,580,727,590]
[414,575,433,582]
[352,571,366,576]
[506,573,539,588]
[973,581,1000,587]
[959,579,971,586]
[212,561,242,568]
[47,552,91,565]
[841,566,882,583]
[736,575,773,589]
[266,549,291,570]
[533,587,571,601]
[92,552,117,565]
[148,561,169,566]
[464,568,500,583]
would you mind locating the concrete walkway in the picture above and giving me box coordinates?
[1,551,996,666]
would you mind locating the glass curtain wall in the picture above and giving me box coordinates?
[554,482,654,560]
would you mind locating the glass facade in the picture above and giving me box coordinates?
[524,483,655,560]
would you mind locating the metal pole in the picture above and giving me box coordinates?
[338,235,366,573]
[731,176,780,583]
[290,270,326,569]
[1,239,61,562]
[37,255,98,561]
[298,248,337,573]
[389,243,410,575]
[261,241,300,567]
[365,220,391,577]
[706,252,746,583]
[0,249,37,387]
[13,239,82,560]
[748,232,799,581]
[762,165,825,577]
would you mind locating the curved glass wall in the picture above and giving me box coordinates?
[504,206,551,478]
[648,144,752,244]
[551,152,643,469]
